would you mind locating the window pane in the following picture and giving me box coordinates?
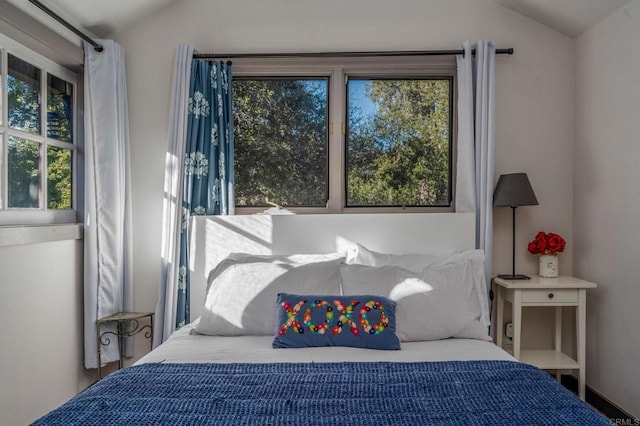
[233,78,329,207]
[47,146,72,209]
[346,78,452,207]
[47,74,74,142]
[8,136,41,208]
[8,55,41,135]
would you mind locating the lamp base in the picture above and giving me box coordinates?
[497,274,531,280]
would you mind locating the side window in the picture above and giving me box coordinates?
[0,37,77,225]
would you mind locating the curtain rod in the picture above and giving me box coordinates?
[27,0,103,52]
[193,48,514,60]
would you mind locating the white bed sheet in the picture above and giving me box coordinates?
[136,321,515,365]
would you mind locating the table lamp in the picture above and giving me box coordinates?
[493,173,538,280]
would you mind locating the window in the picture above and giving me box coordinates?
[346,77,452,207]
[232,58,455,213]
[233,78,329,207]
[1,35,78,224]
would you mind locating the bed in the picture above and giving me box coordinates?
[34,214,608,425]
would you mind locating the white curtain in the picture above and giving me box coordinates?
[455,40,496,289]
[155,45,194,346]
[84,40,134,369]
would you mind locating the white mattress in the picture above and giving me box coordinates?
[137,322,515,365]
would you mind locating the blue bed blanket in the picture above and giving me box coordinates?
[34,360,608,425]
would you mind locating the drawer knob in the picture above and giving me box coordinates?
[548,293,554,299]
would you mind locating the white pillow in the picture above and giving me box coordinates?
[336,241,490,328]
[340,255,490,342]
[206,252,343,292]
[336,238,458,272]
[416,249,491,327]
[195,257,343,336]
[224,252,344,264]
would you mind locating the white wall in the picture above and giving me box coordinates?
[0,239,94,425]
[575,0,640,417]
[114,0,576,349]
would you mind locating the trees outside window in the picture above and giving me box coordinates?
[234,78,328,207]
[346,78,452,207]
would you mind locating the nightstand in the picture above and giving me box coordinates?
[96,312,154,379]
[493,276,597,400]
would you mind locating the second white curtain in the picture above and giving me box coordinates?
[155,45,194,346]
[455,40,496,297]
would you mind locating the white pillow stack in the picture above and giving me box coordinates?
[195,241,491,344]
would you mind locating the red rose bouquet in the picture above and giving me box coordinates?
[528,231,566,255]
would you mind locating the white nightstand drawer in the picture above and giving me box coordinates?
[521,289,578,304]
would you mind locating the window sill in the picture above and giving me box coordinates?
[0,223,82,247]
[234,206,454,215]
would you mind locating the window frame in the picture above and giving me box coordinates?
[0,33,78,225]
[344,75,455,209]
[232,56,457,215]
[233,75,331,209]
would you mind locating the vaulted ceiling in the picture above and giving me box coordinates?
[5,0,631,41]
[494,0,630,37]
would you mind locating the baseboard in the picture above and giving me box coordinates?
[561,374,637,421]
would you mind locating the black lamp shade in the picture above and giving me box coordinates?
[493,173,538,207]
[493,172,538,280]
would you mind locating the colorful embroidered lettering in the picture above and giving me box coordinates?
[303,300,333,334]
[279,299,390,337]
[278,299,306,335]
[333,299,361,336]
[359,300,389,335]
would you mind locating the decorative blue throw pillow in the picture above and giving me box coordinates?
[273,293,401,350]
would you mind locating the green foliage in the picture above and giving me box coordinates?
[7,139,71,209]
[347,79,451,206]
[6,69,73,209]
[233,79,328,207]
[47,81,73,143]
[7,75,40,134]
[47,146,72,209]
[232,77,451,208]
[7,137,40,208]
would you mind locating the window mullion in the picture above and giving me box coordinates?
[1,49,6,211]
[1,48,6,126]
[72,74,78,212]
[1,132,5,211]
[40,66,47,210]
[46,139,74,150]
[327,67,344,213]
[6,128,45,144]
[40,140,46,209]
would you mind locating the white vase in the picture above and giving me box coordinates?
[539,254,559,278]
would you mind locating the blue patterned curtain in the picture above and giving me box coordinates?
[176,60,234,328]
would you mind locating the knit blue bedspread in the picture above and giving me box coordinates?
[34,360,608,425]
